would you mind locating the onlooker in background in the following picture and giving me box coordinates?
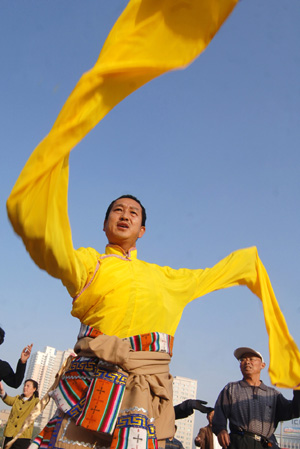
[212,347,300,449]
[0,327,33,388]
[0,379,39,449]
[165,425,184,449]
[195,409,221,449]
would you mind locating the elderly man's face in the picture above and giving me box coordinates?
[239,352,266,377]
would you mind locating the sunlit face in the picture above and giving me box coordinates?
[103,198,145,251]
[239,352,266,377]
[23,381,36,398]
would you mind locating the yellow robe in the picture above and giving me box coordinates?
[72,244,272,339]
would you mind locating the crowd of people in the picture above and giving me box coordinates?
[0,327,36,449]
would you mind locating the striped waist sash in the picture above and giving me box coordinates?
[78,323,174,356]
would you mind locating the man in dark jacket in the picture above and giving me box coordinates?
[212,347,300,449]
[0,327,33,388]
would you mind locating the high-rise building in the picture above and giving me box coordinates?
[173,376,198,449]
[26,346,74,429]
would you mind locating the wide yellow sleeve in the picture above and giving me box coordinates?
[6,152,93,296]
[189,246,300,390]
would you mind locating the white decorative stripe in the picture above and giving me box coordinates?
[120,406,148,414]
[128,427,147,449]
[97,359,120,370]
[63,374,90,380]
[158,332,168,352]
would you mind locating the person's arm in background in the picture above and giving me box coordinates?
[212,387,231,449]
[275,390,300,423]
[1,344,32,389]
[174,399,210,419]
[0,381,16,406]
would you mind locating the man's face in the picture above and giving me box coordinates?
[239,352,266,377]
[103,197,146,251]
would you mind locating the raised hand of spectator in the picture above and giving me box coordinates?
[20,344,33,363]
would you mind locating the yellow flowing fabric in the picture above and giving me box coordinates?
[6,0,300,389]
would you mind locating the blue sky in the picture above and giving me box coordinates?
[1,0,300,434]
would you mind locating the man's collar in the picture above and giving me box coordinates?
[105,244,138,259]
[240,379,267,390]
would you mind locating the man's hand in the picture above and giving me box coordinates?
[194,435,202,447]
[20,344,33,363]
[217,430,230,448]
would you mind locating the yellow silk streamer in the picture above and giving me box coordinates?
[7,0,239,195]
[254,257,300,388]
[6,0,300,390]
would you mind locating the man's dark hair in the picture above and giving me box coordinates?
[105,195,146,226]
[0,327,5,345]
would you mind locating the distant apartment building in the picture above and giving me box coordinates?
[26,346,74,429]
[173,376,198,449]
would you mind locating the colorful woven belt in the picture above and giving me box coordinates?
[78,324,174,356]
